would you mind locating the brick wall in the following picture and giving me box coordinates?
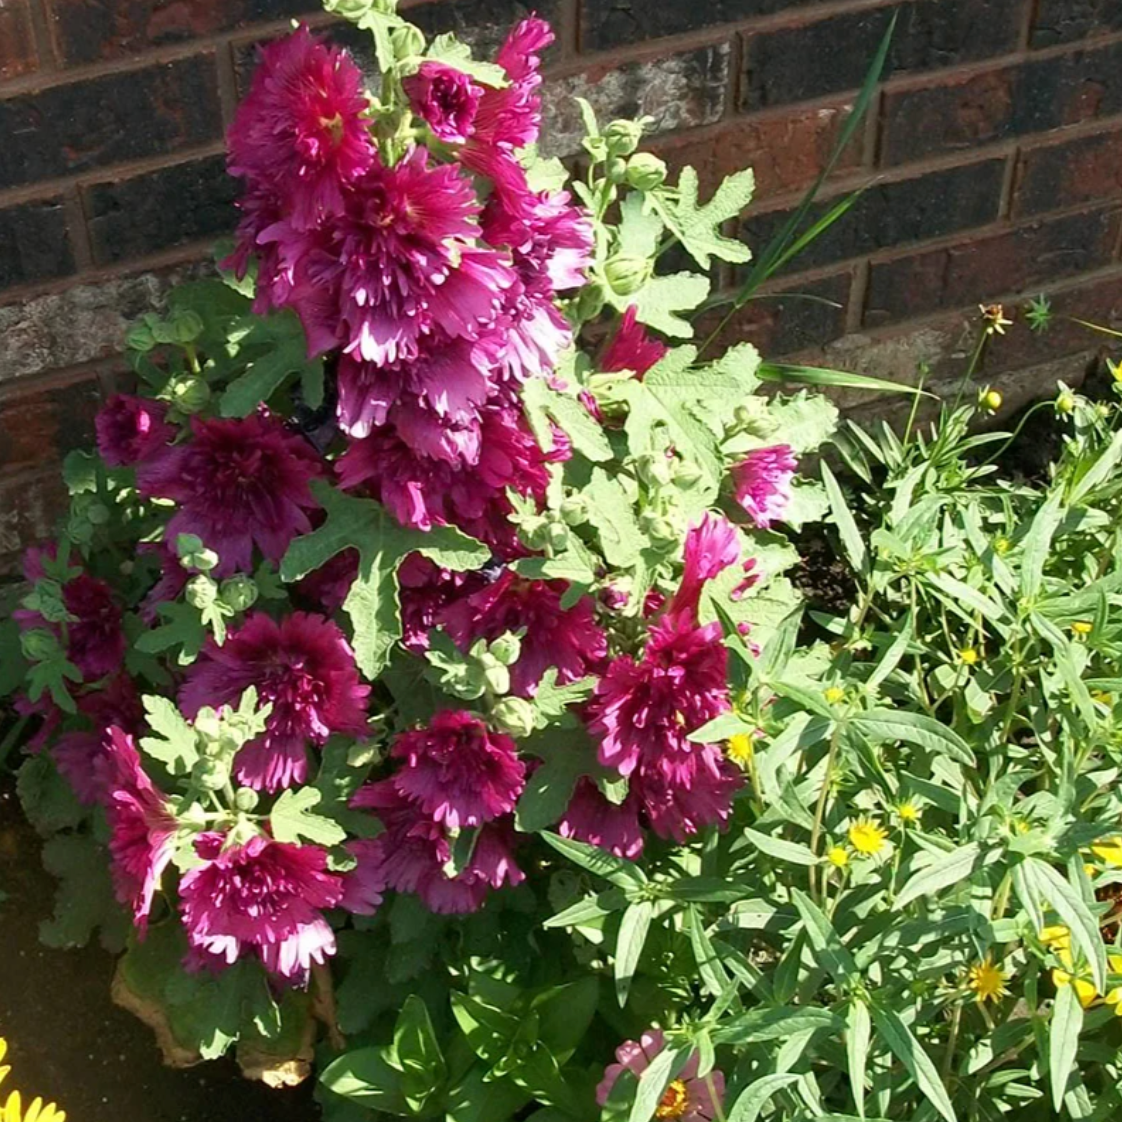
[2,0,1122,573]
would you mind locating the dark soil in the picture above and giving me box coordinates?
[0,780,318,1122]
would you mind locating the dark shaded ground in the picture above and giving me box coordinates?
[0,780,318,1122]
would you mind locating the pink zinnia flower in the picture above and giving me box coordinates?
[601,306,668,377]
[390,710,525,831]
[597,1030,725,1122]
[95,394,174,467]
[102,727,178,932]
[138,412,322,577]
[731,445,798,529]
[439,571,607,696]
[180,611,369,792]
[350,782,524,914]
[228,25,374,230]
[558,779,644,859]
[179,832,344,982]
[404,62,482,143]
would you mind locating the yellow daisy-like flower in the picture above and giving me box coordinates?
[895,799,921,825]
[967,957,1010,1003]
[0,1038,8,1091]
[994,536,1011,555]
[848,818,887,857]
[1091,838,1122,867]
[726,733,754,768]
[979,304,1013,336]
[1,1090,67,1122]
[1092,689,1113,706]
[824,686,846,705]
[827,845,849,868]
[1104,955,1122,1016]
[1040,924,1072,952]
[958,647,979,666]
[1071,621,1093,637]
[1052,968,1098,1009]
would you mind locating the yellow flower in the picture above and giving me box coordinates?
[727,733,754,768]
[994,537,1011,555]
[1091,838,1122,867]
[1105,955,1122,1016]
[1092,690,1113,706]
[824,686,846,705]
[827,845,849,868]
[979,304,1013,336]
[958,647,979,666]
[967,957,1010,1003]
[1,1090,67,1122]
[0,1039,8,1091]
[848,818,888,857]
[1071,620,1093,636]
[1052,968,1098,1008]
[1040,925,1072,953]
[981,389,1003,412]
[895,800,921,825]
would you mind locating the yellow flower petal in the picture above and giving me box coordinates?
[848,818,888,856]
[1091,840,1122,867]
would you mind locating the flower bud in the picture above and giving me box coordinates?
[604,119,644,157]
[170,375,211,415]
[481,659,511,697]
[1056,391,1076,415]
[126,320,157,354]
[489,632,522,667]
[646,517,677,546]
[178,801,208,830]
[980,389,1003,412]
[185,574,219,611]
[560,494,589,526]
[86,502,110,526]
[626,152,668,191]
[194,757,230,791]
[635,452,673,488]
[606,156,628,185]
[604,255,652,297]
[176,534,219,573]
[170,310,204,345]
[220,574,258,613]
[672,459,703,489]
[491,696,537,739]
[545,521,570,553]
[234,787,260,813]
[20,628,61,662]
[391,23,425,61]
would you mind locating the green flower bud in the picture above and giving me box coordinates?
[194,757,230,791]
[647,517,678,546]
[1056,391,1076,415]
[626,152,668,191]
[980,388,1003,413]
[522,516,551,551]
[86,502,110,526]
[176,534,219,573]
[482,660,511,697]
[185,574,219,611]
[604,119,644,157]
[606,156,628,185]
[151,318,180,345]
[635,452,673,488]
[170,375,211,415]
[672,459,703,489]
[178,802,208,830]
[170,310,204,345]
[490,632,522,667]
[193,709,222,744]
[234,787,260,813]
[220,574,258,613]
[491,696,537,739]
[125,321,157,354]
[20,628,61,662]
[391,23,425,61]
[560,494,589,527]
[604,255,652,298]
[545,521,570,553]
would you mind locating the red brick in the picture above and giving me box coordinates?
[863,208,1119,325]
[880,40,1122,165]
[0,0,38,81]
[0,196,74,292]
[1032,0,1122,48]
[650,101,858,205]
[0,374,103,475]
[1014,126,1122,218]
[0,470,68,577]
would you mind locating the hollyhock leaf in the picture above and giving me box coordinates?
[516,727,600,833]
[17,753,85,835]
[136,600,208,665]
[139,694,199,775]
[281,483,488,678]
[655,165,755,270]
[0,617,27,697]
[532,670,598,724]
[221,315,324,419]
[615,192,663,259]
[764,392,839,455]
[514,547,597,591]
[271,787,348,847]
[607,272,709,339]
[586,469,644,567]
[523,378,612,462]
[424,33,509,86]
[62,449,98,495]
[39,832,128,952]
[782,478,830,530]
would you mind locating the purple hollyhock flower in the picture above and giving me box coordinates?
[350,781,524,915]
[179,832,344,982]
[597,1030,725,1122]
[95,394,175,467]
[439,571,607,697]
[138,542,190,624]
[102,727,178,932]
[390,710,526,831]
[601,305,668,378]
[339,838,387,916]
[731,444,798,529]
[138,413,322,578]
[404,62,482,143]
[667,513,740,625]
[180,611,369,792]
[558,779,644,859]
[228,25,374,230]
[398,555,485,653]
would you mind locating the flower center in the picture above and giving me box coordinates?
[656,1080,690,1120]
[320,111,345,144]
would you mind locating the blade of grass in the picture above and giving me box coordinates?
[757,363,933,397]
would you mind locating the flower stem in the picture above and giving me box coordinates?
[809,726,843,901]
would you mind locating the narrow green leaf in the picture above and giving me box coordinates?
[757,363,930,396]
[821,462,868,576]
[687,904,728,997]
[1049,980,1084,1112]
[539,831,648,890]
[1026,857,1106,992]
[1020,490,1064,600]
[615,900,653,1007]
[852,709,975,766]
[846,1000,871,1119]
[870,1005,956,1122]
[895,843,994,909]
[628,1046,689,1122]
[727,1074,801,1122]
[791,889,859,983]
[744,828,818,867]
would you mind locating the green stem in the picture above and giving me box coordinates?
[0,715,30,770]
[941,1001,963,1083]
[704,1072,727,1122]
[809,726,843,901]
[950,329,991,412]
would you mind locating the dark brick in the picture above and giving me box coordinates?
[697,271,852,357]
[864,208,1119,325]
[742,0,1024,111]
[1014,127,1122,218]
[881,40,1122,164]
[581,0,820,51]
[0,471,68,576]
[0,0,38,81]
[650,100,859,204]
[741,159,1005,274]
[0,375,103,474]
[0,198,74,292]
[46,0,313,65]
[0,54,222,191]
[1032,0,1122,48]
[85,155,238,266]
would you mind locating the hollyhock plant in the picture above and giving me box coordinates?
[138,412,322,577]
[404,62,482,144]
[179,832,344,982]
[601,305,669,376]
[731,444,798,529]
[558,779,645,859]
[179,611,369,791]
[95,394,174,467]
